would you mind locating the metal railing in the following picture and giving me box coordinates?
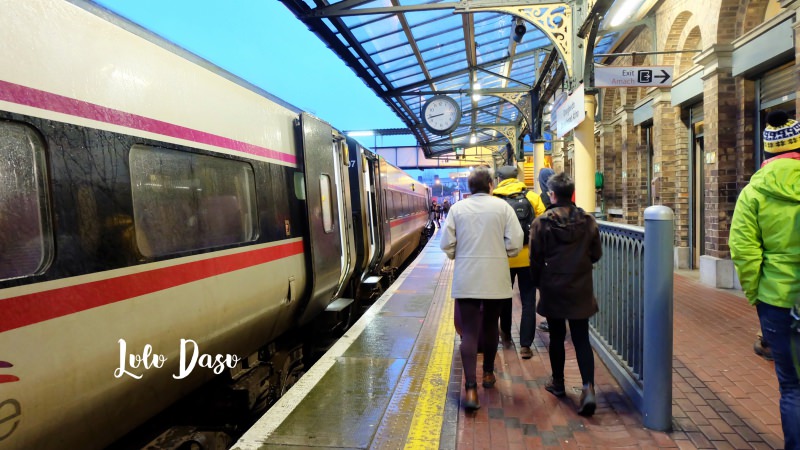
[590,206,674,431]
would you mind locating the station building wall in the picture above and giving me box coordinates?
[590,0,795,287]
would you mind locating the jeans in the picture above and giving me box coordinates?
[500,267,536,347]
[757,302,800,450]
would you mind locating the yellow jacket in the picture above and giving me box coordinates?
[492,178,546,268]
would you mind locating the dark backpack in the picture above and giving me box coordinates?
[496,190,534,245]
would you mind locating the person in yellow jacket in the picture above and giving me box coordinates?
[493,165,546,359]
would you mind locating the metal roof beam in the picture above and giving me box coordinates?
[306,3,459,18]
[389,48,547,95]
[390,87,531,96]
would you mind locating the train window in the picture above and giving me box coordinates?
[385,189,393,220]
[130,145,258,257]
[320,174,334,233]
[0,121,53,280]
[294,172,306,200]
[393,192,402,217]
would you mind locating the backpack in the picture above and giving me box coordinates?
[497,190,534,245]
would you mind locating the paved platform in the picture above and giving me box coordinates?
[233,229,785,449]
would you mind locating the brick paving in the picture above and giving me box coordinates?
[453,273,785,449]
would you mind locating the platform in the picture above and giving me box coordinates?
[233,230,785,449]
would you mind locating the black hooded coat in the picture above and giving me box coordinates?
[529,202,602,319]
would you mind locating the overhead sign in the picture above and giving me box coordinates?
[594,66,673,88]
[552,83,585,138]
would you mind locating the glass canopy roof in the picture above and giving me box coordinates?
[279,1,632,159]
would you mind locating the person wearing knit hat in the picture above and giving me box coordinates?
[730,109,800,450]
[492,165,545,359]
[539,168,556,209]
[762,110,800,162]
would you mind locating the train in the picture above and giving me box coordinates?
[0,1,432,449]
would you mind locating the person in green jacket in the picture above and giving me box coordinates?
[730,110,800,450]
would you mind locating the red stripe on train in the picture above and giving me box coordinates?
[0,80,296,164]
[0,241,304,333]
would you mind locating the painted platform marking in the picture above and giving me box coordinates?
[404,269,454,449]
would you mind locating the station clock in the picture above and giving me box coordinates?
[421,95,461,136]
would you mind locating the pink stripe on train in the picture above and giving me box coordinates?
[0,80,296,165]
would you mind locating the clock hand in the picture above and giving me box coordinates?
[428,113,445,118]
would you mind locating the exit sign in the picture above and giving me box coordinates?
[594,66,673,88]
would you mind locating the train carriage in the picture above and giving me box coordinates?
[0,1,429,449]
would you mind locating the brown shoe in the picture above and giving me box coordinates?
[464,383,480,410]
[482,371,496,388]
[520,346,533,359]
[578,383,596,416]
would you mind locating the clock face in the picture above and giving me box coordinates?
[422,96,461,135]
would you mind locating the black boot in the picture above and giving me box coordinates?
[544,377,566,397]
[578,383,596,416]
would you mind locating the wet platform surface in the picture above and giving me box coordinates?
[233,229,785,449]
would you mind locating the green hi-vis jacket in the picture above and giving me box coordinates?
[730,155,800,308]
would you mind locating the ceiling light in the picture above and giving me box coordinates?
[472,82,481,101]
[470,132,477,144]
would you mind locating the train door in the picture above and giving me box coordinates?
[363,152,384,272]
[296,113,356,325]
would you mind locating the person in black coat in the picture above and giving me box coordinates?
[529,172,602,417]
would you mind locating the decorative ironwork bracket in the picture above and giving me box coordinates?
[478,124,519,154]
[455,2,573,78]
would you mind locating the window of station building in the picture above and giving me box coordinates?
[758,63,796,167]
[320,174,334,233]
[130,145,258,258]
[0,121,53,280]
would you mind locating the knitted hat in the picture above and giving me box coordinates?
[763,110,800,157]
[496,165,518,180]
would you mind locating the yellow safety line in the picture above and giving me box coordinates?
[404,277,455,450]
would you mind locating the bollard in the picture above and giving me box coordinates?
[643,205,674,431]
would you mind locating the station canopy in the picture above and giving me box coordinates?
[279,1,640,159]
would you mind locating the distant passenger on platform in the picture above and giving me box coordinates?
[493,165,545,358]
[430,199,440,227]
[538,168,555,209]
[530,172,602,417]
[730,109,800,450]
[440,167,523,411]
[536,167,557,333]
[442,199,450,220]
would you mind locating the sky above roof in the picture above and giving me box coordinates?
[92,0,416,146]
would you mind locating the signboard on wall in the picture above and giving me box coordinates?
[594,66,673,88]
[552,83,585,138]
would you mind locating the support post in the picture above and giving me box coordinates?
[574,93,596,212]
[533,140,545,193]
[643,205,674,431]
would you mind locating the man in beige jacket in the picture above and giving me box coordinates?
[440,167,523,410]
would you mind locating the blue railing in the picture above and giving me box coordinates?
[591,221,645,384]
[590,206,674,431]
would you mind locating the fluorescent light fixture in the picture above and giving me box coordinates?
[347,130,374,137]
[609,0,640,28]
[472,82,481,101]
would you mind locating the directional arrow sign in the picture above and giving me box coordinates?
[594,66,674,88]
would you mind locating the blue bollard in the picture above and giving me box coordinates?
[643,205,674,431]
